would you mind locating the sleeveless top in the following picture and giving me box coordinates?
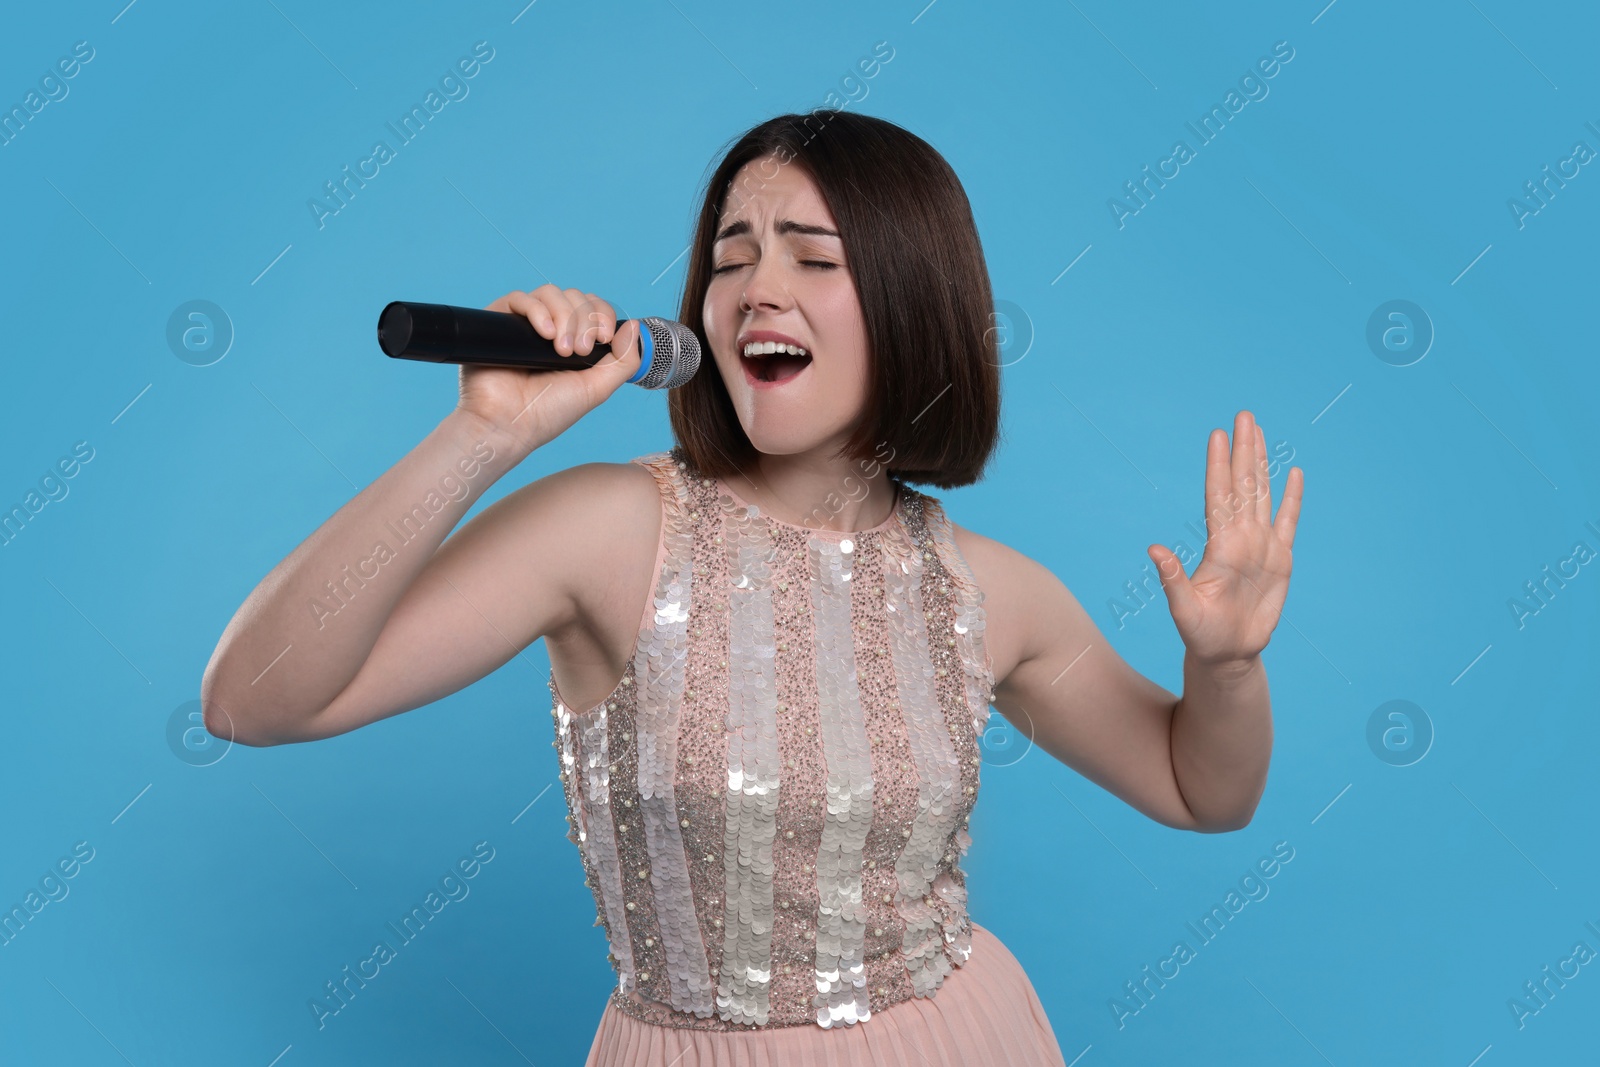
[547,446,996,1032]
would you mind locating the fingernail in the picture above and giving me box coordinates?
[560,333,572,350]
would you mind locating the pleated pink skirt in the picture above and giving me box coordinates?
[584,923,1069,1066]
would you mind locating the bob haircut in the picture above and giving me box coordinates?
[668,110,1002,490]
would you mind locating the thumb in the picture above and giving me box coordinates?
[1148,544,1200,621]
[588,318,645,390]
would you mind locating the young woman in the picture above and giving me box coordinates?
[203,111,1303,1065]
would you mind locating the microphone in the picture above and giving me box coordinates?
[377,301,701,390]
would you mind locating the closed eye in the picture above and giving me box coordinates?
[712,260,839,274]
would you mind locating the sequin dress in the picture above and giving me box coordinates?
[549,447,1068,1065]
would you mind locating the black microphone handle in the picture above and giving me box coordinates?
[378,300,621,370]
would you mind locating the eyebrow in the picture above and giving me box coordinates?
[714,218,840,242]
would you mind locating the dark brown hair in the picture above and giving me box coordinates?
[668,110,1002,489]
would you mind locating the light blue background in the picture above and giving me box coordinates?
[2,0,1597,1063]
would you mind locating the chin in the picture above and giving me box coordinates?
[739,406,855,459]
[715,359,858,458]
[738,422,832,458]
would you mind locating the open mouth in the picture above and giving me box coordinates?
[739,341,813,387]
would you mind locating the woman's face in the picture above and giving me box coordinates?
[702,154,871,459]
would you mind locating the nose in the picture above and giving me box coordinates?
[739,248,792,313]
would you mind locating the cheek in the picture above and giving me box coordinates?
[816,286,870,384]
[830,331,872,394]
[703,286,735,358]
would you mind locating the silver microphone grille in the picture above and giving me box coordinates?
[637,317,702,389]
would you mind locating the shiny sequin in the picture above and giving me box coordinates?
[919,497,996,967]
[555,697,636,993]
[879,515,960,997]
[632,458,716,1016]
[549,447,994,1031]
[716,491,782,1025]
[807,537,873,1028]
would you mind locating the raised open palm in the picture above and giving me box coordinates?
[1148,410,1304,667]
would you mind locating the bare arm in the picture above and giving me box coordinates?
[957,411,1301,832]
[200,286,647,746]
[200,410,503,743]
[959,527,1224,831]
[1171,650,1272,830]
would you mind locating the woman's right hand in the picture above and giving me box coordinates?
[456,285,643,455]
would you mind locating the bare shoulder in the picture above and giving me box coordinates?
[515,457,663,610]
[514,456,668,710]
[948,519,1088,688]
[522,457,662,531]
[948,518,1065,611]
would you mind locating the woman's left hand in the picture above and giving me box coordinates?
[1148,410,1304,668]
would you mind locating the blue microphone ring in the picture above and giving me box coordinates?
[625,320,655,384]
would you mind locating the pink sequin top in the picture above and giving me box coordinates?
[548,447,996,1031]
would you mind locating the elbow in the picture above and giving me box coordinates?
[205,705,272,748]
[1168,777,1259,833]
[200,693,266,748]
[1187,802,1259,834]
[199,669,282,748]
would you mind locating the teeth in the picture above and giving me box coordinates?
[742,341,809,358]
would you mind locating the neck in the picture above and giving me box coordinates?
[729,449,897,532]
